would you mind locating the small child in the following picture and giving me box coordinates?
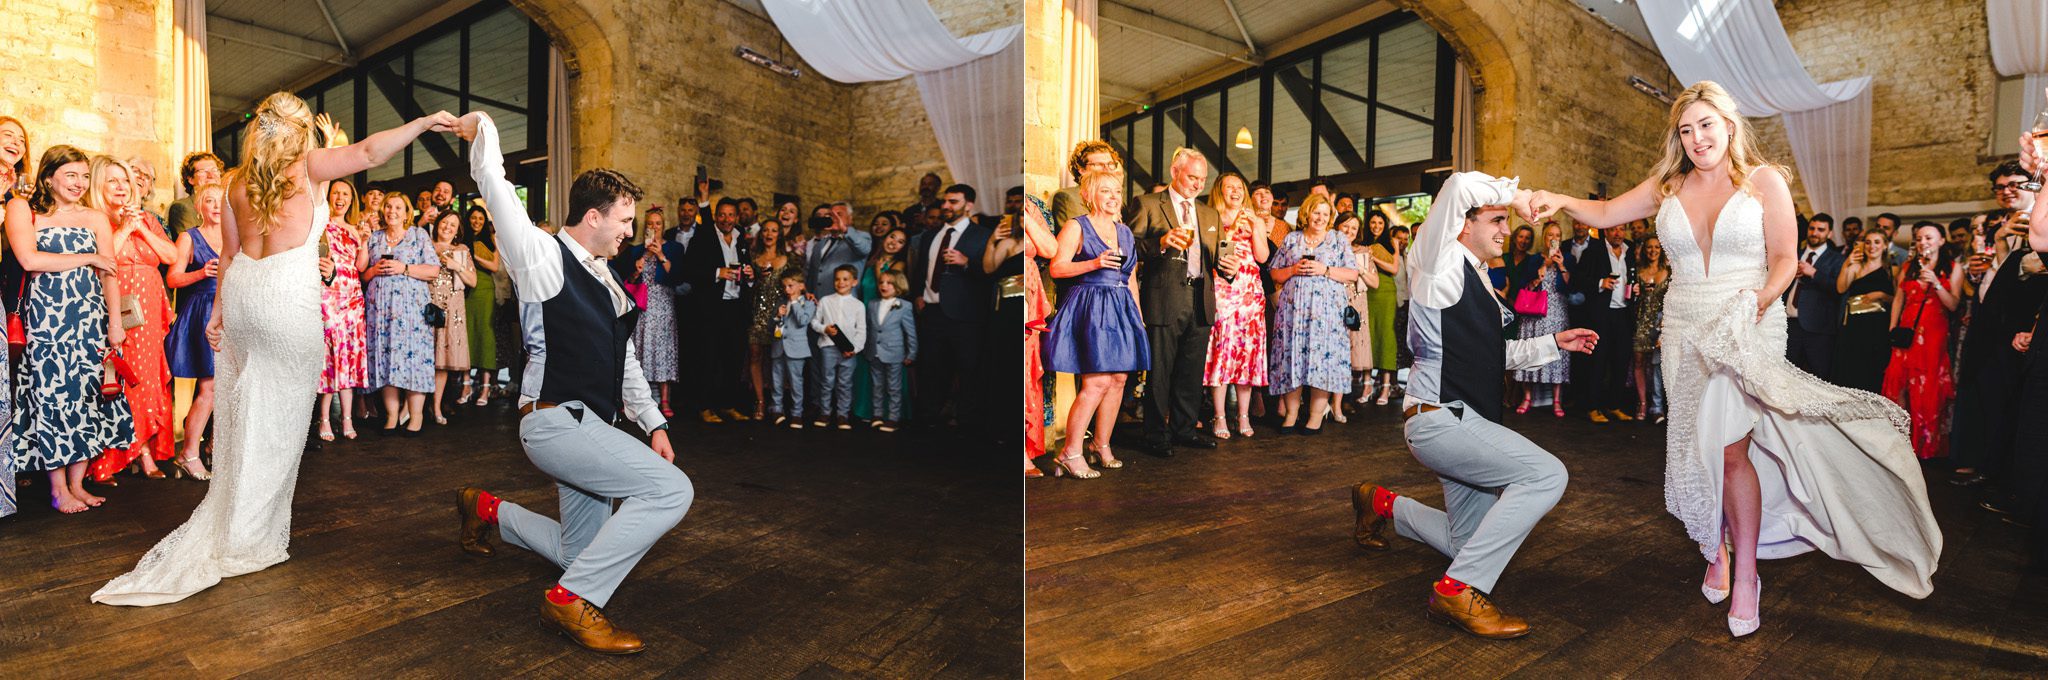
[866,270,918,432]
[812,264,868,430]
[772,271,815,428]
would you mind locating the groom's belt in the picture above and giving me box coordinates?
[1403,403,1462,420]
[519,401,561,416]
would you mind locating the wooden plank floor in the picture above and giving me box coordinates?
[0,403,1021,679]
[1024,405,2048,678]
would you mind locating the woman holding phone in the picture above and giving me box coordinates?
[1832,228,1896,392]
[1880,222,1962,459]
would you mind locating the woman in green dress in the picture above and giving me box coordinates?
[853,227,912,425]
[1361,210,1402,405]
[459,206,499,405]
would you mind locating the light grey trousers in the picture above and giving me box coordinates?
[1394,401,1568,594]
[498,401,694,608]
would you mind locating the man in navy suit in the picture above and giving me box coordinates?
[1570,226,1636,423]
[1785,213,1846,379]
[677,198,754,424]
[908,184,993,427]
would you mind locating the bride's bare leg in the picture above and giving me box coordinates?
[1723,435,1763,622]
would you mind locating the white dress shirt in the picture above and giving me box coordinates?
[1402,172,1561,409]
[1170,188,1202,278]
[716,229,741,300]
[923,217,968,304]
[1606,242,1629,309]
[468,114,664,433]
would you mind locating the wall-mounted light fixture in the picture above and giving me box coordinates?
[1234,126,1254,149]
[1629,75,1672,104]
[735,46,802,79]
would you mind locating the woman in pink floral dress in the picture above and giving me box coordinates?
[316,179,368,441]
[1202,172,1270,439]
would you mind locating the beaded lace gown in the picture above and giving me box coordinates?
[93,200,329,606]
[1656,187,1941,598]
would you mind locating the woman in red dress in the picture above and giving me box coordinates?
[1881,222,1963,459]
[1201,172,1269,439]
[1020,195,1058,477]
[317,179,369,440]
[88,156,176,482]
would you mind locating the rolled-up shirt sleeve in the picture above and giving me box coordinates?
[619,338,665,433]
[1407,172,1520,310]
[469,114,562,302]
[1504,335,1562,372]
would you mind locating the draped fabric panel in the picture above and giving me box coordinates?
[761,0,1023,203]
[761,0,1018,83]
[1639,0,1870,221]
[1988,1,2048,130]
[1056,0,1098,187]
[916,38,1024,206]
[172,0,210,189]
[546,47,572,230]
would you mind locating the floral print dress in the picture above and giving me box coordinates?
[364,227,435,393]
[320,222,368,393]
[1266,230,1353,395]
[1203,224,1268,386]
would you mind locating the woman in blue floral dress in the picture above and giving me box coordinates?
[1265,194,1363,435]
[363,194,439,436]
[8,145,134,513]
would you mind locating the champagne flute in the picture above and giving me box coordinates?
[2026,109,2048,192]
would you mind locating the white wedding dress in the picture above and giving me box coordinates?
[92,201,328,606]
[1656,187,1942,598]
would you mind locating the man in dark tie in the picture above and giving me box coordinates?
[1570,225,1636,423]
[1125,147,1227,456]
[678,198,754,424]
[908,184,993,427]
[1785,213,1846,378]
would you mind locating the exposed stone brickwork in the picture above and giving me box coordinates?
[0,0,177,208]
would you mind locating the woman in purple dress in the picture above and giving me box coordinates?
[1044,170,1147,479]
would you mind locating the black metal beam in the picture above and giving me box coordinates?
[1274,65,1366,175]
[1105,131,1158,190]
[1181,111,1240,177]
[367,62,462,171]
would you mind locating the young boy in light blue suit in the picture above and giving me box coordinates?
[812,264,868,430]
[772,270,815,428]
[865,270,918,432]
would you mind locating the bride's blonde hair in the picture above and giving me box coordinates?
[1649,81,1788,199]
[235,92,316,234]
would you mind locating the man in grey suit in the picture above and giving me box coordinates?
[1126,147,1234,456]
[806,203,874,297]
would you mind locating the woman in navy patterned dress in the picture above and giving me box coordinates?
[1265,193,1363,435]
[6,145,135,513]
[363,193,440,436]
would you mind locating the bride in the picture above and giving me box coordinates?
[1526,81,1941,636]
[93,93,459,606]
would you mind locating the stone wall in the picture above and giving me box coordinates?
[1756,0,1998,216]
[0,0,177,208]
[516,0,1016,225]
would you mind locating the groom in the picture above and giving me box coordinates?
[1350,172,1595,639]
[454,112,693,655]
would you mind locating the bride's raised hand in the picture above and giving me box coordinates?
[1528,190,1563,224]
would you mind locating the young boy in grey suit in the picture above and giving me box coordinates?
[866,270,919,432]
[772,270,815,428]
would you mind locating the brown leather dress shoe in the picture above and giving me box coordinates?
[1350,483,1390,550]
[541,596,646,655]
[1426,587,1531,639]
[456,487,495,557]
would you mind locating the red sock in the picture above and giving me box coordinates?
[545,584,579,605]
[1434,575,1470,598]
[1372,487,1397,519]
[476,490,501,525]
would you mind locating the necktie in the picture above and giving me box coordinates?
[1179,199,1198,278]
[928,227,956,298]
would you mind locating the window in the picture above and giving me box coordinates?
[1102,13,1451,188]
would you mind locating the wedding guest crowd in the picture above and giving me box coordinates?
[1026,133,2048,553]
[0,110,1005,520]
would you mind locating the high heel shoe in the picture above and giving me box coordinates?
[1331,407,1348,424]
[319,422,336,441]
[1727,577,1761,637]
[342,425,358,440]
[1211,421,1231,440]
[1090,446,1123,469]
[1052,453,1100,479]
[1236,415,1254,438]
[1374,385,1392,406]
[177,454,211,481]
[1702,545,1731,604]
[1553,405,1566,418]
[1516,397,1531,415]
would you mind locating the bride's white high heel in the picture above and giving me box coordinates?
[1702,545,1731,604]
[1727,577,1761,637]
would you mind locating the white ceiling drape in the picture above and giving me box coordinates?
[1988,0,2048,133]
[1639,0,1871,224]
[761,0,1023,207]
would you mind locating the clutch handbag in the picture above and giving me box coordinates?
[119,294,145,330]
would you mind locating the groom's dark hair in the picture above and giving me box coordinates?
[567,168,643,227]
